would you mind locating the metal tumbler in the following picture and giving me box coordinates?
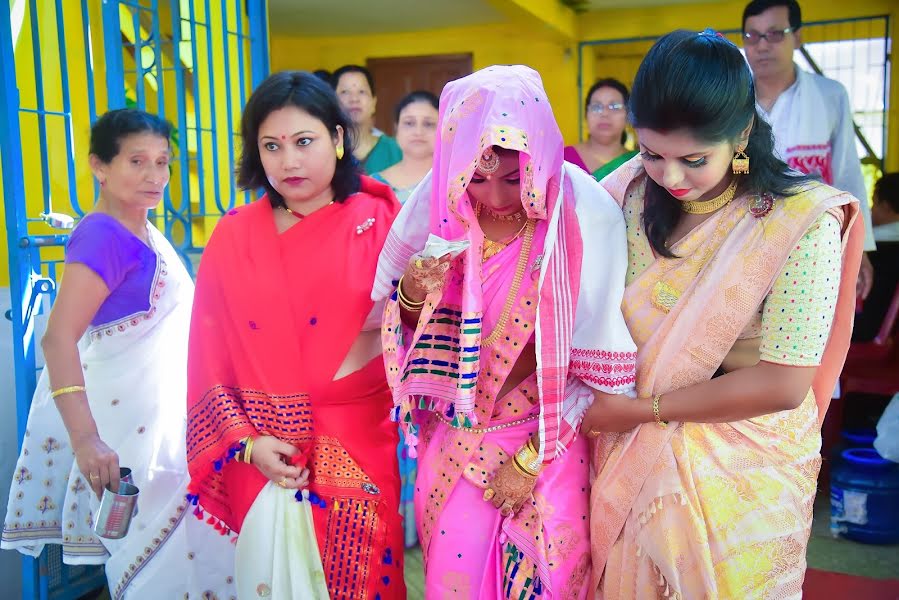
[93,479,139,539]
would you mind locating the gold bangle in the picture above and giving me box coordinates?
[514,441,542,477]
[652,394,668,428]
[51,385,86,399]
[512,456,537,479]
[242,436,256,465]
[397,276,425,311]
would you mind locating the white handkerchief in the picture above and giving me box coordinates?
[419,234,471,260]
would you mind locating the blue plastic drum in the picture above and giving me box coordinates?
[830,448,899,544]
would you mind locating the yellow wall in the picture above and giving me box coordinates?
[271,0,896,172]
[270,22,581,143]
[578,0,899,171]
[1,0,249,285]
[0,1,106,286]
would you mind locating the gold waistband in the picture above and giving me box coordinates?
[437,413,538,434]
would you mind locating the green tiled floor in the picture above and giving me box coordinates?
[806,490,899,579]
[404,545,425,600]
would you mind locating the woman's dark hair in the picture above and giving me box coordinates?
[331,64,375,95]
[874,173,899,213]
[585,78,630,145]
[630,29,811,257]
[394,90,439,123]
[237,71,359,205]
[89,109,171,163]
[312,69,331,83]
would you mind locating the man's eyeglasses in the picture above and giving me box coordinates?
[587,102,625,115]
[743,27,794,45]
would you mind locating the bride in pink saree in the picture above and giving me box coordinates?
[373,65,638,598]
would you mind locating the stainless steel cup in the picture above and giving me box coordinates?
[119,467,133,486]
[119,467,137,517]
[93,480,139,539]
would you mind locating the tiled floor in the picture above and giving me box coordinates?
[806,490,899,579]
[404,545,425,600]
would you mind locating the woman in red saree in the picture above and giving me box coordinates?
[186,71,405,599]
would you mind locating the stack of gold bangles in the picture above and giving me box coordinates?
[512,438,542,478]
[397,276,425,312]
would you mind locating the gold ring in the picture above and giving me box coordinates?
[415,258,424,269]
[588,429,601,438]
[89,473,100,480]
[483,488,495,501]
[277,477,288,488]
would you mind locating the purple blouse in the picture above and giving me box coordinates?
[65,213,158,327]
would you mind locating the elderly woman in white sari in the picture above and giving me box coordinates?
[2,109,234,599]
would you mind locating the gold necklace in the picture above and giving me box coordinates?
[680,179,738,215]
[481,219,530,263]
[475,201,525,222]
[281,200,334,219]
[482,219,535,347]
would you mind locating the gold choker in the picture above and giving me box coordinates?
[680,179,738,215]
[475,202,524,222]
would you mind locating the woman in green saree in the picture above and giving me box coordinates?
[564,78,638,181]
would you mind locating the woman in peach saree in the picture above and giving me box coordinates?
[583,30,864,599]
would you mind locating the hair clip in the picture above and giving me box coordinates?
[699,27,737,47]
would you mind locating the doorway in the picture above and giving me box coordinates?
[367,53,473,135]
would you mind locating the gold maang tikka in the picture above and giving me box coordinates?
[479,147,500,178]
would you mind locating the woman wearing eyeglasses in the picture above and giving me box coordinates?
[564,78,638,181]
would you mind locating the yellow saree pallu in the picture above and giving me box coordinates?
[590,160,863,599]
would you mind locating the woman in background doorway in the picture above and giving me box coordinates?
[333,64,402,174]
[565,78,638,181]
[373,90,439,205]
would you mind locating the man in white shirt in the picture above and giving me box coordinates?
[742,0,875,297]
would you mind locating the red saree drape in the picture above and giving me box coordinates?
[187,177,405,599]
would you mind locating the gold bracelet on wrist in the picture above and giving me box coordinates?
[652,394,668,428]
[397,276,425,311]
[242,436,256,464]
[51,385,86,399]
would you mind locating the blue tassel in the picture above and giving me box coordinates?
[213,459,223,472]
[308,492,319,504]
[445,404,455,419]
[294,491,304,502]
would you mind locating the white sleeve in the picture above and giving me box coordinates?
[830,84,876,251]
